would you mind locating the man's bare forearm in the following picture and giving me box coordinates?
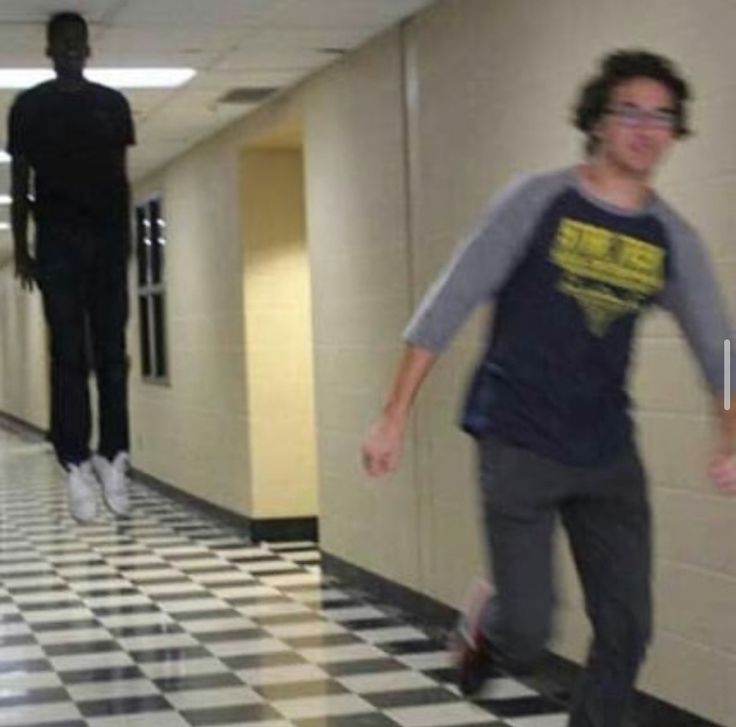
[716,395,736,453]
[382,344,438,423]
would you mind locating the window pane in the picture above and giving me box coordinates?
[152,293,167,379]
[150,198,165,285]
[135,206,149,286]
[139,296,152,378]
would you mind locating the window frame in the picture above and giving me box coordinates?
[135,193,170,386]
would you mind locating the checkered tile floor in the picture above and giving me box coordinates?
[0,425,568,727]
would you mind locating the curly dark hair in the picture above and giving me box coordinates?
[47,11,88,44]
[573,50,692,155]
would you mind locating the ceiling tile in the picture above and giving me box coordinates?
[0,0,121,24]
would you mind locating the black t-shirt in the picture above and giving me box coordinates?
[7,79,135,228]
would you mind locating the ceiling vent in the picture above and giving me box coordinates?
[218,87,279,104]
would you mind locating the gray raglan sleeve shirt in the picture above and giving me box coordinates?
[654,202,736,398]
[403,170,735,400]
[403,170,568,352]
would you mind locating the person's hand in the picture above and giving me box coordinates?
[14,254,36,291]
[708,451,736,494]
[361,415,406,478]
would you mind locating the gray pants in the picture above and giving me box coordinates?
[478,436,652,727]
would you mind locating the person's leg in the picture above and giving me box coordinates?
[37,236,92,466]
[561,450,652,727]
[87,235,130,515]
[87,238,130,460]
[457,436,560,694]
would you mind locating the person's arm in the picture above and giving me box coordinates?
[10,154,35,291]
[362,345,437,477]
[656,217,736,493]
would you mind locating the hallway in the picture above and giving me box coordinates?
[0,424,566,727]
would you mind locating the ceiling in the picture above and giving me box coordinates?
[0,0,434,261]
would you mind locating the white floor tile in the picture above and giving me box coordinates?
[23,606,95,624]
[0,702,82,725]
[13,590,81,606]
[207,637,289,658]
[167,558,227,570]
[165,684,264,710]
[260,572,324,587]
[68,578,134,592]
[357,626,429,644]
[124,569,185,583]
[451,677,538,700]
[67,677,161,701]
[506,715,569,727]
[238,561,300,574]
[158,597,231,613]
[179,616,258,633]
[299,643,386,665]
[337,670,438,694]
[118,632,201,651]
[235,662,330,687]
[236,601,312,618]
[55,565,118,578]
[216,547,271,559]
[386,702,494,727]
[265,620,347,639]
[138,657,231,680]
[98,612,177,629]
[397,652,452,670]
[190,571,256,584]
[320,606,388,622]
[82,594,153,609]
[272,693,376,720]
[86,713,190,727]
[0,671,62,691]
[49,650,134,672]
[0,645,45,662]
[138,582,207,595]
[35,627,113,645]
[274,588,352,605]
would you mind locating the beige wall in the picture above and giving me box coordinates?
[0,0,733,721]
[0,268,48,430]
[129,138,253,515]
[303,27,423,590]
[241,148,319,518]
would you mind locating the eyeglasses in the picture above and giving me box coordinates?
[605,105,678,129]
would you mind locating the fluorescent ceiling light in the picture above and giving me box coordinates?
[0,222,9,230]
[0,68,196,89]
[0,151,9,163]
[0,195,11,204]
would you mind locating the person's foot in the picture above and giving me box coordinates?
[92,452,130,516]
[451,578,495,697]
[66,461,98,523]
[452,621,495,697]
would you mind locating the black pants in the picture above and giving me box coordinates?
[37,223,130,467]
[478,435,651,727]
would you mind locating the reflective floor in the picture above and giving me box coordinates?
[0,425,566,727]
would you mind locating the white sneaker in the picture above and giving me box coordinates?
[92,452,131,517]
[67,461,98,523]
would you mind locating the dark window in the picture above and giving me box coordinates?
[135,196,168,383]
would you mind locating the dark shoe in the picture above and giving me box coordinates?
[455,627,494,697]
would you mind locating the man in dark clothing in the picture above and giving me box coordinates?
[362,51,736,727]
[9,12,135,522]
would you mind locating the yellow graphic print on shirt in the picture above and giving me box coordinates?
[549,218,666,337]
